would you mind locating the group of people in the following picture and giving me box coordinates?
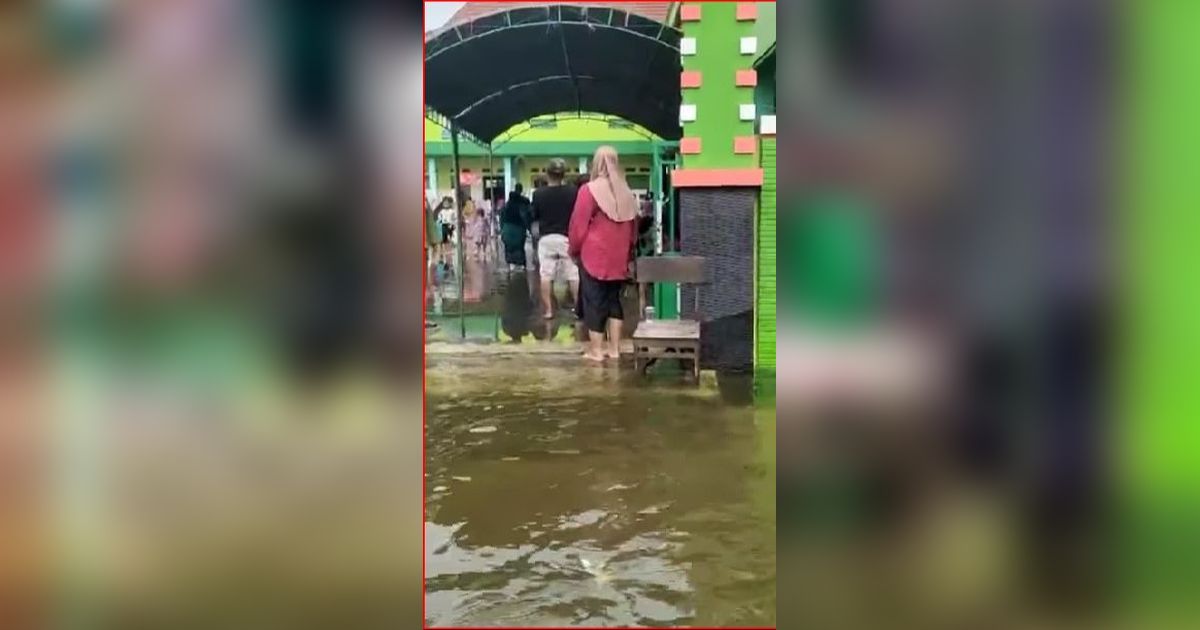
[427,146,643,363]
[431,191,496,265]
[501,147,645,362]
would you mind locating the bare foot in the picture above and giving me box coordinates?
[581,350,606,363]
[605,350,620,359]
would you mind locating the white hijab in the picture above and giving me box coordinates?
[586,145,638,222]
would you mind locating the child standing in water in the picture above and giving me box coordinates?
[459,188,487,303]
[462,192,487,262]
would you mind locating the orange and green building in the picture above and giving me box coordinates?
[424,115,658,202]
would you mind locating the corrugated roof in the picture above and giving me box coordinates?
[428,2,674,39]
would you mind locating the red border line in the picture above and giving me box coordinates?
[422,2,776,629]
[422,5,429,629]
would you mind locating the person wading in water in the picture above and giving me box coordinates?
[530,158,579,319]
[500,183,531,271]
[569,146,638,362]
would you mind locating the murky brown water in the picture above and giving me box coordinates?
[425,354,776,627]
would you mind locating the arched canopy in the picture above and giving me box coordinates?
[425,4,683,144]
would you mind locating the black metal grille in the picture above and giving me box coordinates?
[680,188,756,372]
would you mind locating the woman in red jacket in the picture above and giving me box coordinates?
[569,146,639,362]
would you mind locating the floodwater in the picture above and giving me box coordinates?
[425,353,776,627]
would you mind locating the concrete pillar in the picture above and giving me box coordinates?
[673,1,764,372]
[504,157,514,194]
[579,156,588,174]
[427,157,437,195]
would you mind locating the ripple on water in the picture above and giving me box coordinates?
[426,354,775,627]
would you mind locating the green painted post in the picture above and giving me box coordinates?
[663,144,679,319]
[756,136,776,381]
[673,2,763,333]
[652,142,663,253]
[678,2,759,171]
[651,140,680,318]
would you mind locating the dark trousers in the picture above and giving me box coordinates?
[579,266,624,333]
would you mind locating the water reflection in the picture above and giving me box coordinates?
[431,262,645,346]
[425,355,775,627]
[500,271,536,343]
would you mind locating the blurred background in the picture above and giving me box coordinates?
[776,0,1199,629]
[2,0,424,627]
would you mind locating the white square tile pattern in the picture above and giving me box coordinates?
[740,104,756,121]
[680,104,697,122]
[680,37,697,56]
[740,37,758,55]
[760,115,777,135]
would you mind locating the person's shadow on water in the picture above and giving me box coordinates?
[531,317,562,342]
[501,271,534,343]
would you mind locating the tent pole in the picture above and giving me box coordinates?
[488,148,496,268]
[488,149,495,196]
[450,120,466,339]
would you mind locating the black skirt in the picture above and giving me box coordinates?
[579,265,624,333]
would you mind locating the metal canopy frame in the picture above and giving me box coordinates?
[425,4,683,145]
[426,5,673,62]
[424,106,488,149]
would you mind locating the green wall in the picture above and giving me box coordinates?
[752,2,776,54]
[756,137,777,379]
[424,114,657,197]
[424,114,655,156]
[424,140,655,158]
[1125,0,1200,616]
[680,2,758,169]
[427,154,655,196]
